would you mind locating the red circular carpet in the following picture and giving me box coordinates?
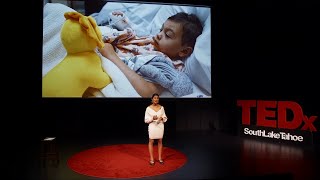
[67,144,187,178]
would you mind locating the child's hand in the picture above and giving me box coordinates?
[99,43,118,61]
[112,11,124,17]
[109,10,132,30]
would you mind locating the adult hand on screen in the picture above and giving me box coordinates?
[99,43,117,61]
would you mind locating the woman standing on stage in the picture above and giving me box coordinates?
[144,93,168,165]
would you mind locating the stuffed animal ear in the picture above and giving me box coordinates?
[64,11,82,21]
[88,16,105,49]
[79,15,105,49]
[64,11,105,49]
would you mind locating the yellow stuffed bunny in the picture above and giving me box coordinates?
[42,11,111,97]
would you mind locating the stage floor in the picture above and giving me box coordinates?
[23,130,320,180]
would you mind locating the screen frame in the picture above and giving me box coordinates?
[42,0,215,101]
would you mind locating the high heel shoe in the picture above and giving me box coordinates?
[149,160,155,166]
[159,159,164,165]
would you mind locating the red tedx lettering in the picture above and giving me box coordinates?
[237,100,317,131]
[301,115,318,132]
[237,100,256,125]
[278,101,303,129]
[257,100,277,128]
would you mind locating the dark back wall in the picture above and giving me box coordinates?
[39,99,221,139]
[20,0,319,145]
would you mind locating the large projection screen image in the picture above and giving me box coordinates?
[42,1,211,98]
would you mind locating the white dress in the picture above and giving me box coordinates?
[144,106,168,139]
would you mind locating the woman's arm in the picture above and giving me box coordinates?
[99,43,163,97]
[160,106,168,123]
[144,108,154,123]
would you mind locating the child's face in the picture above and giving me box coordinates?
[153,20,185,60]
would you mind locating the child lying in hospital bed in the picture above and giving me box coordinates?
[96,10,203,97]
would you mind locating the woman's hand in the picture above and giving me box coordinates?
[99,43,118,62]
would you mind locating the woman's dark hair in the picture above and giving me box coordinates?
[151,93,160,99]
[168,12,203,48]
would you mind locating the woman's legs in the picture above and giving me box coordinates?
[158,138,163,163]
[148,139,155,164]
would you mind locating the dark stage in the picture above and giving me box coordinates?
[21,130,320,180]
[12,0,320,180]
